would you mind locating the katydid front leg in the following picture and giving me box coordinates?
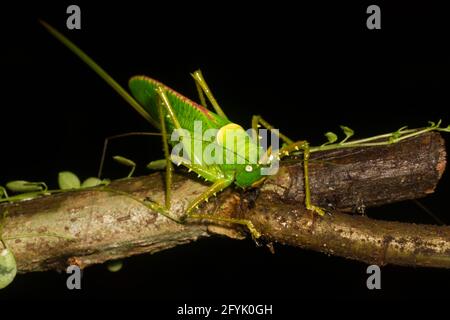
[252,115,325,216]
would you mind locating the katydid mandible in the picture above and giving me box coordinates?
[40,21,450,239]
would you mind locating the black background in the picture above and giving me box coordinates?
[0,0,449,309]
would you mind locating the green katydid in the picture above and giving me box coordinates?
[39,21,450,239]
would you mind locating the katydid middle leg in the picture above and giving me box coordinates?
[101,87,181,220]
[280,140,325,216]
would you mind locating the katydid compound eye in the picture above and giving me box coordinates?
[245,165,253,172]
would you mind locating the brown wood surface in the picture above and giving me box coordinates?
[0,132,448,272]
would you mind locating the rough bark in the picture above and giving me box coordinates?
[0,132,447,272]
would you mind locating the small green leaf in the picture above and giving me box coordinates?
[6,181,44,193]
[58,171,81,190]
[428,120,442,128]
[324,132,338,144]
[113,156,136,167]
[0,248,17,289]
[339,125,354,143]
[106,260,123,272]
[435,123,450,132]
[113,156,136,178]
[81,177,103,188]
[389,126,408,143]
[147,159,167,170]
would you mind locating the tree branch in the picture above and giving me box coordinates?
[0,132,447,272]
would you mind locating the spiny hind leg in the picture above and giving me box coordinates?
[279,140,325,216]
[101,90,179,219]
[191,70,229,119]
[157,95,174,209]
[117,86,182,212]
[193,73,208,109]
[143,87,223,220]
[154,85,190,210]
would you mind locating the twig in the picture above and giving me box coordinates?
[0,132,447,272]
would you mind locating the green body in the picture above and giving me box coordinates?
[129,76,264,188]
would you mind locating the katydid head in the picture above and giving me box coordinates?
[234,163,263,188]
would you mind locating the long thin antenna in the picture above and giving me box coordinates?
[39,20,159,128]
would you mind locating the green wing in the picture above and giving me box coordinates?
[129,76,230,132]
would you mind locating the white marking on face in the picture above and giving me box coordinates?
[245,165,253,172]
